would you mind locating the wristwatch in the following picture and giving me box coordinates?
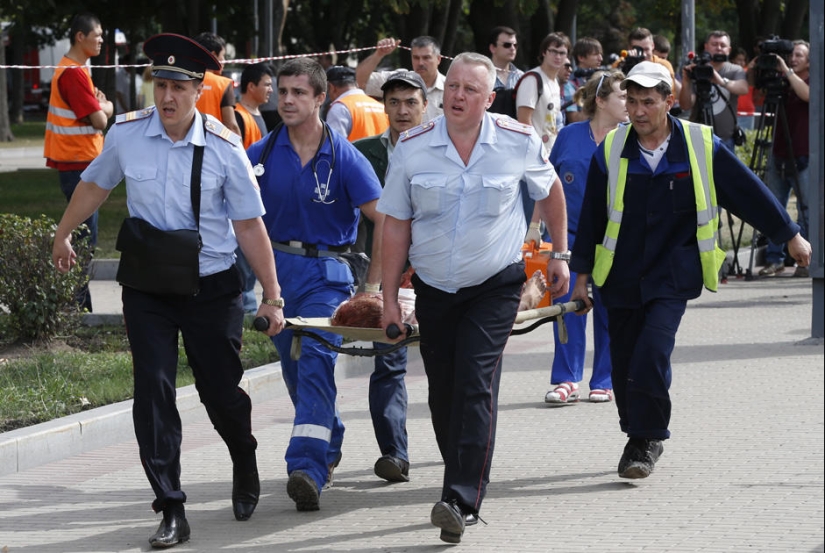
[548,251,571,261]
[262,297,285,308]
[722,77,730,86]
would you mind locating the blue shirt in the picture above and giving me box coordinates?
[379,113,558,293]
[82,107,264,276]
[247,124,382,247]
[549,120,599,243]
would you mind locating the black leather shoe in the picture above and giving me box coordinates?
[618,438,664,479]
[374,455,410,482]
[232,466,260,521]
[465,512,479,526]
[430,500,466,544]
[148,507,190,549]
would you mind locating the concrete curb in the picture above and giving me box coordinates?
[0,344,381,477]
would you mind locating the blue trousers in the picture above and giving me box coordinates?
[271,252,352,491]
[551,270,612,390]
[763,155,809,265]
[413,262,524,514]
[369,343,409,461]
[607,298,687,441]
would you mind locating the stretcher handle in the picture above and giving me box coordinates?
[253,316,270,332]
[386,323,414,340]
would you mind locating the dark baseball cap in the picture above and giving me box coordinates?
[143,33,221,81]
[380,70,428,100]
[325,65,357,83]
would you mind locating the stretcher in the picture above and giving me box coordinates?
[254,299,587,360]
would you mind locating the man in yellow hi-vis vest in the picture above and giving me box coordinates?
[568,61,810,480]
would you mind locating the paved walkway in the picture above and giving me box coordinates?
[0,273,822,552]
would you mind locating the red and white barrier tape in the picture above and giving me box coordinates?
[0,42,452,70]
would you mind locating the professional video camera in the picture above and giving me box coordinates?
[618,47,646,73]
[685,51,728,83]
[754,36,794,91]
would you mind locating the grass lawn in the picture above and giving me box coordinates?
[0,319,280,432]
[0,168,127,258]
[1,117,48,149]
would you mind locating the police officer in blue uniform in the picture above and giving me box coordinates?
[246,57,384,512]
[379,53,570,544]
[53,33,285,549]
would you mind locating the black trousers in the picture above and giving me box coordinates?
[122,266,256,512]
[412,262,524,514]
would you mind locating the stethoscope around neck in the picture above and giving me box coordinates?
[252,121,337,204]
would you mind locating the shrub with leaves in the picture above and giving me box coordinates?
[0,214,92,343]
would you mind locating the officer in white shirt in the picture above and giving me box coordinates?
[52,33,284,549]
[379,52,569,545]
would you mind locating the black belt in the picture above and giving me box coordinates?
[271,240,350,258]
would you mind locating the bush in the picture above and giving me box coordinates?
[0,214,92,343]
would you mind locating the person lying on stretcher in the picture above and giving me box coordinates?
[331,269,548,328]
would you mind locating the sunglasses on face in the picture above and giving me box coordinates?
[499,42,517,49]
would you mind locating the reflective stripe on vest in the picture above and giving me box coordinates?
[593,120,726,291]
[43,58,104,163]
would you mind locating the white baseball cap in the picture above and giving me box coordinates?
[621,61,672,90]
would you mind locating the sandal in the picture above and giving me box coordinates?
[589,389,613,403]
[544,382,580,404]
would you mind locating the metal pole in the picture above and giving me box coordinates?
[265,0,273,58]
[681,0,695,64]
[809,1,823,339]
[253,0,259,57]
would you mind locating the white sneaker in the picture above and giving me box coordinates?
[544,382,580,403]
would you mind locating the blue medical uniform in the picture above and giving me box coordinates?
[548,121,611,391]
[571,114,800,441]
[247,124,382,491]
[82,107,265,512]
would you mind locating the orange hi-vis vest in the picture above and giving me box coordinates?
[332,92,389,141]
[44,57,104,164]
[235,103,262,149]
[196,71,234,120]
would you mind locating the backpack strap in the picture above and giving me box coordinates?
[513,70,543,106]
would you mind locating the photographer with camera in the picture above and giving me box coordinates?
[754,39,810,277]
[613,28,680,98]
[565,37,604,123]
[679,30,748,152]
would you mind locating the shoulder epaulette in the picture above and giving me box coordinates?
[204,117,241,146]
[494,116,533,135]
[116,107,155,124]
[400,120,436,142]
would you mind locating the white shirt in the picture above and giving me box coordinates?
[379,113,557,293]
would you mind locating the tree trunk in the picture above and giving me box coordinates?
[467,0,520,64]
[781,0,809,40]
[8,28,26,125]
[555,0,579,40]
[273,0,290,57]
[759,0,783,37]
[0,37,14,142]
[735,0,759,55]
